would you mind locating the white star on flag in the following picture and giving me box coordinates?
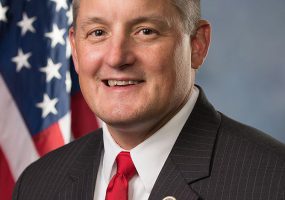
[17,13,37,36]
[11,48,32,72]
[39,58,62,82]
[0,3,8,22]
[45,24,65,48]
[66,6,73,25]
[36,94,59,118]
[50,0,68,12]
[65,71,72,93]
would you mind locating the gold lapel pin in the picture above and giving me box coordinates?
[162,196,176,200]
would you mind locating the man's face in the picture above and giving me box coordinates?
[70,0,198,134]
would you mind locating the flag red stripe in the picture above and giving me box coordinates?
[32,123,65,157]
[71,92,99,139]
[0,147,15,200]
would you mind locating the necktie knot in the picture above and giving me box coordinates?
[105,151,137,200]
[116,152,136,181]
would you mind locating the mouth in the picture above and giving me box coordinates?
[102,79,144,87]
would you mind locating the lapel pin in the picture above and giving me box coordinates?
[162,196,176,200]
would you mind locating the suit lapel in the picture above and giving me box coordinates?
[149,87,221,200]
[148,157,200,200]
[57,130,104,200]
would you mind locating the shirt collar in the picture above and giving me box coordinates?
[102,86,199,193]
[102,123,124,184]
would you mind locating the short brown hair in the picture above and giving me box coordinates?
[72,0,201,34]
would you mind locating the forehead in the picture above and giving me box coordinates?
[77,0,180,24]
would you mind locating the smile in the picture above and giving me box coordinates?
[103,80,143,87]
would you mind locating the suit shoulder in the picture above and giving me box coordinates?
[17,129,102,181]
[31,129,102,170]
[13,129,103,199]
[219,113,285,161]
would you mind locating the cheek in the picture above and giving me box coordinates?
[76,43,104,75]
[144,40,192,98]
[142,47,178,98]
[141,43,177,74]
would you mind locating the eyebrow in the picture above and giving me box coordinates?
[79,14,174,30]
[128,15,173,28]
[79,17,108,30]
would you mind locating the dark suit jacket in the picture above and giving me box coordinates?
[13,88,285,200]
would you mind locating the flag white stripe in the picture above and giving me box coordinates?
[0,74,39,180]
[58,111,71,144]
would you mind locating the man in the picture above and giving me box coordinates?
[13,0,285,199]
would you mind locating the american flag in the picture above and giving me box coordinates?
[0,0,100,199]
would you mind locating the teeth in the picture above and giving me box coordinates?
[108,80,117,87]
[108,80,140,87]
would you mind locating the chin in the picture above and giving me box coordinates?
[99,111,147,128]
[102,119,140,131]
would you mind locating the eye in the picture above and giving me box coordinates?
[137,28,158,36]
[91,29,105,37]
[134,27,160,41]
[86,28,108,42]
[140,28,154,35]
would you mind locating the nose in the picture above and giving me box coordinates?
[104,33,135,69]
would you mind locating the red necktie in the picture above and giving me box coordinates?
[105,152,137,200]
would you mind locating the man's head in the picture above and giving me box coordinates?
[69,0,210,148]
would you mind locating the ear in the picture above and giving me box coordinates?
[191,20,211,69]
[69,26,79,73]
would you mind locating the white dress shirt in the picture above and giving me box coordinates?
[93,86,199,200]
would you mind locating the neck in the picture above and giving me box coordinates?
[106,87,193,150]
[107,127,152,150]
